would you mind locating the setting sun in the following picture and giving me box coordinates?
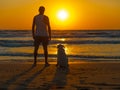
[57,10,69,21]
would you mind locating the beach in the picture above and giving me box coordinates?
[0,30,120,90]
[0,61,120,90]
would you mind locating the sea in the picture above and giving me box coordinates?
[0,30,120,63]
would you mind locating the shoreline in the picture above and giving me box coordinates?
[0,58,120,64]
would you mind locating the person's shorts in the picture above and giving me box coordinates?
[34,36,49,46]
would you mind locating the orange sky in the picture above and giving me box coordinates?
[0,0,120,30]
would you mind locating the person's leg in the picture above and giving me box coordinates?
[43,44,48,64]
[42,37,50,66]
[34,37,40,65]
[34,45,39,64]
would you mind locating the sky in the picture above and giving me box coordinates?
[0,0,120,30]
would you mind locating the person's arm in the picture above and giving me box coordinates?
[32,17,35,39]
[44,16,51,40]
[48,18,51,40]
[44,15,51,40]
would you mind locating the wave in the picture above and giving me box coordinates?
[0,30,120,38]
[1,30,120,61]
[0,40,33,47]
[0,52,120,60]
[0,39,120,47]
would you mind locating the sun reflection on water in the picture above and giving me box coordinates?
[61,38,65,41]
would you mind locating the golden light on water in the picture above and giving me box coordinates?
[61,38,65,41]
[64,46,69,54]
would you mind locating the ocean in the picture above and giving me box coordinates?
[0,30,120,63]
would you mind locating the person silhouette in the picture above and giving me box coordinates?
[32,6,51,66]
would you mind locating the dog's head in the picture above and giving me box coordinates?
[57,44,65,49]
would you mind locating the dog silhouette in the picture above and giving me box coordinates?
[56,44,69,69]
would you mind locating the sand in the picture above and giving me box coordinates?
[0,62,120,90]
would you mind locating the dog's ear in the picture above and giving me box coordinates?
[61,45,65,49]
[57,44,65,48]
[57,44,61,48]
[62,45,65,48]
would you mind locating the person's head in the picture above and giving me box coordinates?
[39,6,45,14]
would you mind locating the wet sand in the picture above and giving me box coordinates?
[0,62,120,90]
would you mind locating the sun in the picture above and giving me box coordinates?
[57,10,68,21]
